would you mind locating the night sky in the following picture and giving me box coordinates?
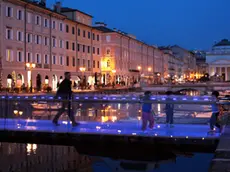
[47,0,230,51]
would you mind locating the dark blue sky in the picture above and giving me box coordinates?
[48,0,230,50]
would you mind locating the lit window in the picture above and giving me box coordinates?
[6,49,13,62]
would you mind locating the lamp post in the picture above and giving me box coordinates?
[137,66,141,82]
[25,63,35,93]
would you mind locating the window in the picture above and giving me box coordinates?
[36,54,41,63]
[83,30,86,37]
[52,37,56,47]
[88,32,91,39]
[59,40,63,48]
[27,33,32,43]
[17,10,23,20]
[27,52,32,62]
[52,21,56,29]
[44,18,49,28]
[6,7,13,17]
[107,60,110,67]
[35,15,41,25]
[27,12,32,23]
[92,33,95,40]
[52,55,56,65]
[93,47,95,54]
[35,35,41,44]
[88,46,90,53]
[44,55,49,64]
[93,60,95,68]
[59,56,64,65]
[78,28,80,36]
[77,44,80,51]
[72,42,75,51]
[66,56,69,66]
[83,45,85,52]
[97,61,100,68]
[77,58,80,66]
[44,37,49,46]
[72,27,75,35]
[88,60,90,69]
[17,51,23,62]
[59,23,63,31]
[83,59,85,67]
[97,48,100,55]
[106,36,111,42]
[66,25,69,33]
[17,31,23,41]
[6,49,13,62]
[66,41,69,50]
[6,28,13,40]
[106,48,111,55]
[72,57,75,67]
[97,35,100,41]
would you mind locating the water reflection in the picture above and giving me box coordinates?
[0,142,213,172]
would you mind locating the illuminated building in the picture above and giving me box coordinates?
[206,39,230,81]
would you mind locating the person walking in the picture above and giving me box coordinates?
[209,91,222,133]
[165,91,174,128]
[141,91,154,131]
[53,72,79,127]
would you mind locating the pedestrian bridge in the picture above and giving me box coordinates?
[143,82,230,92]
[0,95,228,160]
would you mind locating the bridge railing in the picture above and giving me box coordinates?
[0,94,229,134]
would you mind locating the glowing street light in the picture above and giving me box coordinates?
[137,66,141,71]
[25,63,36,93]
[79,67,86,72]
[148,67,152,72]
[112,69,116,74]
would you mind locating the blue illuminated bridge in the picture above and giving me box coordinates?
[0,94,228,161]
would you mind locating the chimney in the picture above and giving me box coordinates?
[40,0,46,7]
[54,1,61,13]
[95,22,107,27]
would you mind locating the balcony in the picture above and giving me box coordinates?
[36,64,42,68]
[43,64,49,69]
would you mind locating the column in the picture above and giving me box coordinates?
[225,67,228,81]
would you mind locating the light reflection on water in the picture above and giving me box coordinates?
[0,142,213,172]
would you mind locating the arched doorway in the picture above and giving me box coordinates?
[36,74,42,91]
[52,75,58,91]
[17,74,24,87]
[7,74,12,88]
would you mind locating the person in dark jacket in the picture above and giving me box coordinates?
[165,91,174,127]
[52,72,78,127]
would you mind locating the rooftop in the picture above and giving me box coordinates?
[214,39,230,47]
[61,7,93,18]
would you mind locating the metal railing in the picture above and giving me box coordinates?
[0,94,229,135]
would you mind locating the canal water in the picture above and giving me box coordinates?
[0,142,213,172]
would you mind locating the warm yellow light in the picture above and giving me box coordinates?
[19,111,23,116]
[79,67,86,72]
[137,66,141,70]
[26,63,30,68]
[148,67,152,72]
[111,116,117,122]
[13,110,18,115]
[112,69,116,73]
[31,63,36,68]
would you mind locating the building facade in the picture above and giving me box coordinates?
[206,39,230,81]
[170,45,197,79]
[0,0,165,90]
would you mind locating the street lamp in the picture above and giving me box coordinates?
[148,67,152,72]
[137,66,141,71]
[25,63,35,93]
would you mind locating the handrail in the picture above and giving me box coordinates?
[0,95,229,105]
